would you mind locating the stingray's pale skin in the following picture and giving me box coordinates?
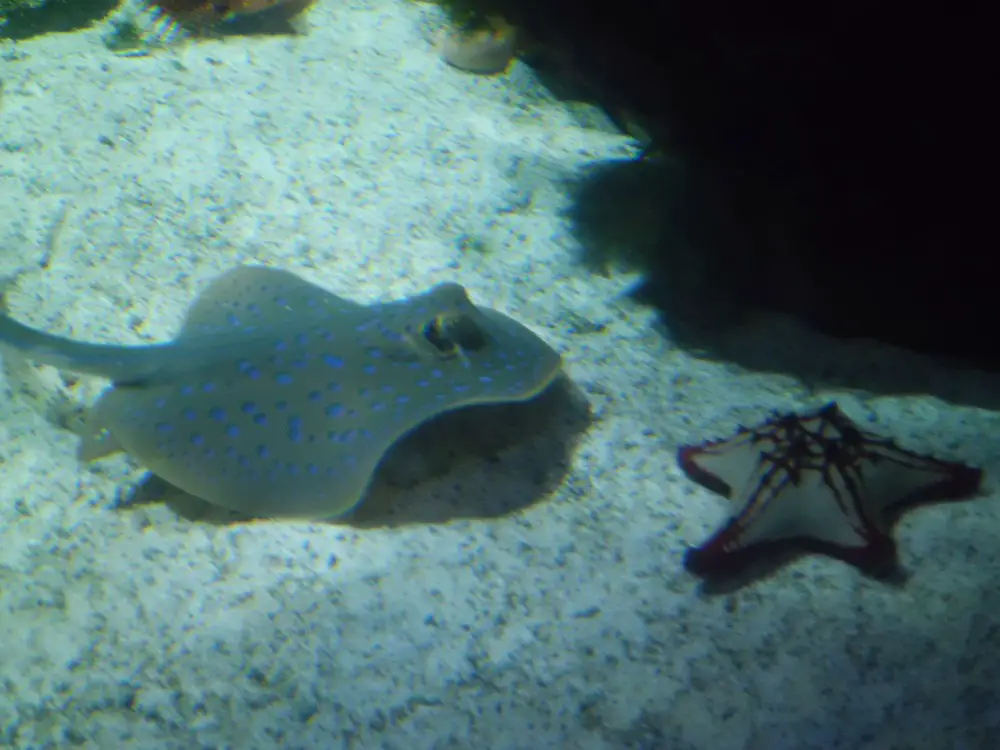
[0,267,562,518]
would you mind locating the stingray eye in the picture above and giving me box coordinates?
[423,314,488,357]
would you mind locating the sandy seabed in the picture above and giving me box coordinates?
[1,1,999,748]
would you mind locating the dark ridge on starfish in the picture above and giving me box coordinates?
[676,402,985,584]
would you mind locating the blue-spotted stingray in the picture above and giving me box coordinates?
[0,267,562,518]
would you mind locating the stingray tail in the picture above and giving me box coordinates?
[0,313,167,383]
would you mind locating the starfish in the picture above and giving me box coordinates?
[677,402,984,577]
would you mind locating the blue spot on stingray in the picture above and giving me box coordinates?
[275,340,288,352]
[368,348,383,359]
[325,403,345,418]
[408,362,423,371]
[290,358,308,369]
[275,401,288,411]
[241,401,256,414]
[257,445,270,459]
[191,433,205,446]
[372,403,385,412]
[380,385,393,393]
[323,354,345,368]
[155,422,173,434]
[202,382,216,393]
[307,463,319,476]
[432,369,443,378]
[379,325,404,342]
[246,366,262,380]
[254,413,268,426]
[154,398,168,409]
[208,407,227,422]
[226,313,240,326]
[295,333,308,346]
[363,365,377,375]
[396,395,411,404]
[180,385,195,396]
[417,380,429,387]
[454,384,470,393]
[238,455,250,468]
[321,330,334,342]
[479,376,493,384]
[276,373,294,385]
[288,416,303,443]
[183,408,197,421]
[308,390,322,402]
[247,303,261,314]
[225,424,240,438]
[327,380,342,392]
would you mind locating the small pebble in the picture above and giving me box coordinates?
[440,20,517,75]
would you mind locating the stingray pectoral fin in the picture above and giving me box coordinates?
[76,396,124,462]
[77,427,122,462]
